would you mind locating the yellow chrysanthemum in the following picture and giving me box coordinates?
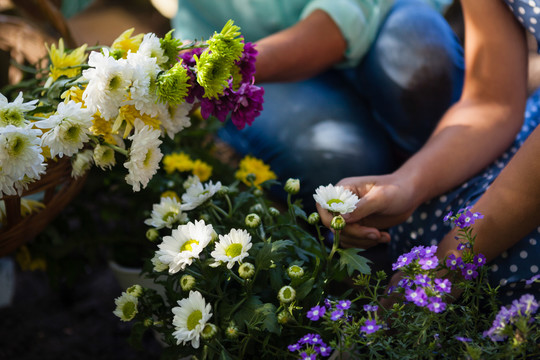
[46,39,88,82]
[235,155,276,188]
[15,245,47,272]
[20,198,45,217]
[90,114,117,144]
[110,28,144,59]
[113,104,161,138]
[161,190,180,202]
[61,85,86,105]
[162,152,193,174]
[191,159,212,182]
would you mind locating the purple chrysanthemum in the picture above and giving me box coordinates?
[235,41,258,82]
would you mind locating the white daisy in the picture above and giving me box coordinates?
[0,172,18,196]
[92,143,116,170]
[210,228,252,269]
[158,101,193,139]
[180,179,222,211]
[144,196,188,229]
[0,92,38,127]
[0,125,45,181]
[137,32,168,67]
[171,290,212,349]
[151,253,169,272]
[127,51,161,117]
[124,118,163,192]
[35,100,93,158]
[82,48,132,120]
[113,292,139,321]
[71,149,93,178]
[156,219,214,274]
[313,184,360,215]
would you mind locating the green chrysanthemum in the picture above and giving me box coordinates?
[195,51,231,99]
[156,61,190,105]
[207,20,244,64]
[160,30,184,69]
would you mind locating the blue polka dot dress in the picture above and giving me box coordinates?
[389,0,540,304]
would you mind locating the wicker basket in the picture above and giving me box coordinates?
[0,158,87,257]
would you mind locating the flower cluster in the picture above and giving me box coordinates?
[0,20,263,199]
[288,333,332,359]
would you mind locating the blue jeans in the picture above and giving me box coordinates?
[219,0,464,212]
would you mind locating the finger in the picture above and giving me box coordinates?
[342,192,382,223]
[339,234,380,249]
[342,223,383,243]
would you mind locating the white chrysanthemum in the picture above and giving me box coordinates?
[171,290,212,349]
[93,143,116,170]
[82,48,132,120]
[0,125,45,181]
[71,149,93,178]
[151,253,169,272]
[0,92,38,127]
[124,118,163,192]
[113,292,139,321]
[158,101,192,139]
[35,100,93,158]
[137,32,168,67]
[127,51,161,117]
[313,184,360,215]
[210,228,252,269]
[144,196,188,229]
[180,179,222,211]
[0,172,17,196]
[156,219,214,274]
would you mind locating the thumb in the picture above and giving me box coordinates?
[342,194,379,223]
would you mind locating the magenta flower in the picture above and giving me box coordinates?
[361,319,381,334]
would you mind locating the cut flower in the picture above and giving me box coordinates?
[313,184,360,215]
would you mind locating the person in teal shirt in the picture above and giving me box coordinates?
[173,0,464,211]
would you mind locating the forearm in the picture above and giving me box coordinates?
[253,10,346,83]
[437,126,540,261]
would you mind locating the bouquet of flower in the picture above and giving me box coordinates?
[113,171,372,359]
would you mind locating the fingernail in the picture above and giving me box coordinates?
[367,233,378,241]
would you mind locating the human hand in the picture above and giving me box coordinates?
[316,174,419,248]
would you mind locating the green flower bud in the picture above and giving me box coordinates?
[376,270,387,281]
[284,178,300,195]
[278,285,296,304]
[146,228,160,242]
[249,203,264,214]
[157,61,190,105]
[180,274,196,291]
[287,265,304,279]
[268,207,280,217]
[277,310,293,325]
[253,188,263,197]
[143,318,153,327]
[217,185,230,196]
[199,213,211,223]
[126,284,143,297]
[238,262,255,279]
[201,323,218,340]
[245,213,261,228]
[225,322,239,340]
[331,215,346,230]
[308,212,320,225]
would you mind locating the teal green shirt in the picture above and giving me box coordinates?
[172,0,453,68]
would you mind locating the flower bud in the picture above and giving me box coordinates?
[245,213,261,228]
[180,274,196,291]
[253,188,263,197]
[143,318,153,327]
[246,173,257,184]
[284,178,300,195]
[308,212,320,225]
[238,262,255,279]
[151,254,169,272]
[278,285,296,304]
[277,310,293,324]
[201,323,218,340]
[199,213,211,223]
[268,207,280,217]
[146,228,160,242]
[126,284,143,297]
[225,322,239,340]
[249,203,264,214]
[287,265,304,279]
[330,215,346,230]
[217,186,230,196]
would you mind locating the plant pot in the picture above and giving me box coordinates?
[108,260,165,297]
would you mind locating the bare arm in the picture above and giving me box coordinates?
[253,10,346,83]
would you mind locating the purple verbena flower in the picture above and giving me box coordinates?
[427,296,447,313]
[307,305,326,321]
[525,274,540,285]
[454,210,483,229]
[455,336,472,343]
[392,254,413,271]
[410,246,426,259]
[288,343,301,352]
[397,278,412,290]
[405,287,428,307]
[361,319,381,334]
[446,254,463,270]
[443,211,453,222]
[423,245,438,257]
[473,253,487,267]
[364,304,378,312]
[434,278,452,294]
[457,243,466,251]
[513,294,539,315]
[462,263,478,280]
[336,300,351,310]
[414,274,430,287]
[298,334,313,344]
[317,344,332,357]
[330,309,344,321]
[300,352,316,360]
[324,298,332,309]
[419,256,439,270]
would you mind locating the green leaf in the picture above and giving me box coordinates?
[291,204,307,221]
[295,277,315,301]
[254,239,293,270]
[337,248,371,276]
[233,296,280,334]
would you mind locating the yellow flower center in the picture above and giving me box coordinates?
[180,239,199,252]
[162,210,177,222]
[327,199,344,206]
[187,310,203,331]
[122,301,136,319]
[225,243,243,258]
[65,125,81,142]
[109,75,122,91]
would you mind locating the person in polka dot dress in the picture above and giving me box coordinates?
[317,0,539,304]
